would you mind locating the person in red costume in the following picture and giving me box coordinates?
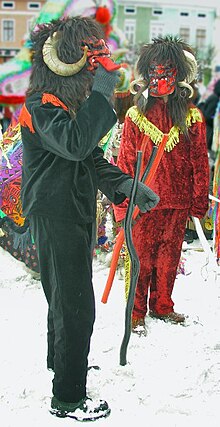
[113,35,210,333]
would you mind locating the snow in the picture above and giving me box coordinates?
[0,242,220,427]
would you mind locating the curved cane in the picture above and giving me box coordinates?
[101,134,169,304]
[101,146,157,304]
[120,151,142,366]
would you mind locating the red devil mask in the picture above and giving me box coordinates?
[148,62,177,97]
[82,37,110,72]
[82,37,120,73]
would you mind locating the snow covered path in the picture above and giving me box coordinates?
[0,244,220,427]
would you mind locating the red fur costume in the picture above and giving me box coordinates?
[113,39,210,324]
[114,99,209,317]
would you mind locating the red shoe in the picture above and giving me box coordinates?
[149,310,185,324]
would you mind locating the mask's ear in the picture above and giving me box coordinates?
[129,78,146,95]
[183,50,198,83]
[177,50,197,98]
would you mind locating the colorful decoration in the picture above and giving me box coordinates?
[0,120,24,225]
[96,6,111,24]
[210,101,220,263]
[0,115,40,272]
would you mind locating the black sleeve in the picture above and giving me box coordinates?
[31,92,117,161]
[201,94,218,122]
[92,146,131,204]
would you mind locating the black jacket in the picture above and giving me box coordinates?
[20,91,130,223]
[197,80,220,149]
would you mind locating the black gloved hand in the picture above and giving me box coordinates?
[92,64,121,101]
[117,178,160,212]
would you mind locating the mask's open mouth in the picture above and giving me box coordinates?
[148,63,177,97]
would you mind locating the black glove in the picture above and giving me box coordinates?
[92,64,120,101]
[117,179,160,212]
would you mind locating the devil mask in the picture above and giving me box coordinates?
[148,61,177,97]
[130,36,198,100]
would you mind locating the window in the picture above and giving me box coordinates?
[27,2,41,10]
[196,28,206,48]
[179,27,190,43]
[152,9,163,16]
[198,13,206,18]
[2,20,14,42]
[2,1,14,8]
[27,19,33,33]
[124,19,136,45]
[124,6,136,15]
[180,12,189,17]
[150,22,164,41]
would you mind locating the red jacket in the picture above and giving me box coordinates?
[114,98,210,222]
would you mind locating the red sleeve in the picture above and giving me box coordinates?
[113,116,138,222]
[189,117,210,218]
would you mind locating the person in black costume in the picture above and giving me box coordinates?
[198,79,220,150]
[19,17,159,421]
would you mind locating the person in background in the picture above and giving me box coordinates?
[113,36,210,334]
[198,79,220,151]
[19,16,159,421]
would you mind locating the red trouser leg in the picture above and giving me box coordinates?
[131,212,158,319]
[132,209,188,318]
[132,271,151,320]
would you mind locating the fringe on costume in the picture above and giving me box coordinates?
[126,106,203,152]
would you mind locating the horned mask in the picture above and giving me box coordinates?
[130,47,198,100]
[42,32,88,76]
[42,32,112,76]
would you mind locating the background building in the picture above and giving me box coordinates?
[0,0,45,63]
[0,0,219,82]
[117,0,220,81]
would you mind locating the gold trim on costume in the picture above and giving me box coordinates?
[126,106,203,152]
[124,245,131,301]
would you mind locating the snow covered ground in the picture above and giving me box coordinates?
[0,241,220,427]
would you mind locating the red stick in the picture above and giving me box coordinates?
[101,133,169,303]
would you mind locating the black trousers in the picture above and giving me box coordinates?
[29,215,96,403]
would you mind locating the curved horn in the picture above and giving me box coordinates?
[130,78,146,95]
[183,50,197,83]
[177,50,197,98]
[42,32,88,76]
[178,81,194,98]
